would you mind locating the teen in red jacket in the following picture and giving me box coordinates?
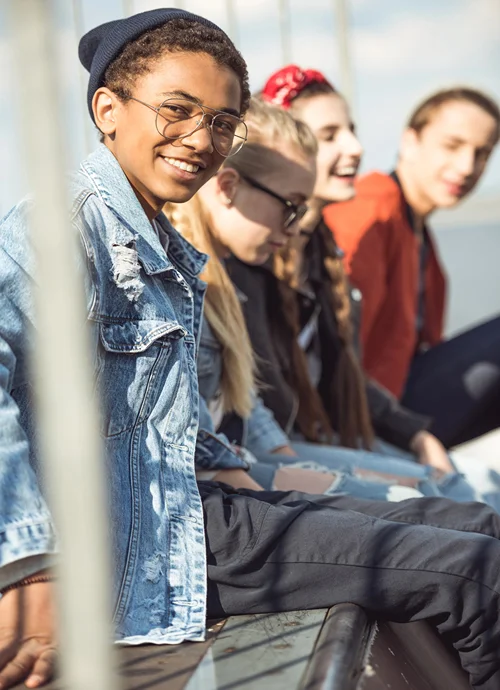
[325,88,500,447]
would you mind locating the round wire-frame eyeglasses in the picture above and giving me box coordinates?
[129,96,248,158]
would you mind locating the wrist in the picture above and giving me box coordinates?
[0,570,55,597]
[271,445,297,457]
[409,430,429,453]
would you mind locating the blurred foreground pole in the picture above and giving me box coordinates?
[278,0,292,65]
[9,2,119,690]
[333,0,355,111]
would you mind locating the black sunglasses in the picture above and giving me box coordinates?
[239,174,308,228]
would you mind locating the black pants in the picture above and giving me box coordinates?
[402,315,500,447]
[200,482,500,690]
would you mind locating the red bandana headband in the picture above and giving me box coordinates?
[261,64,333,110]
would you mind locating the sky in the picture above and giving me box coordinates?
[1,0,499,222]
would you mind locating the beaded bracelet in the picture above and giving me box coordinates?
[0,574,55,596]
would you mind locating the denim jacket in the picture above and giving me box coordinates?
[0,144,247,644]
[197,317,289,455]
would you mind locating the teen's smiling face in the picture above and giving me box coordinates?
[399,100,498,213]
[93,51,243,219]
[293,92,362,203]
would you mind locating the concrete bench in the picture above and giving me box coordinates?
[15,604,472,689]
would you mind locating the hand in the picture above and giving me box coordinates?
[410,431,455,475]
[0,577,57,689]
[271,445,298,457]
[212,468,264,491]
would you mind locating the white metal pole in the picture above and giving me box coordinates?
[278,0,292,65]
[123,0,134,16]
[225,0,239,46]
[72,0,93,157]
[9,2,119,690]
[333,0,355,111]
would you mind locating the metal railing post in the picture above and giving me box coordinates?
[226,0,240,47]
[9,1,119,689]
[332,0,355,111]
[72,0,94,157]
[278,0,292,65]
[123,0,134,16]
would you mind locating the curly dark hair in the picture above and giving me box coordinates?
[102,18,250,115]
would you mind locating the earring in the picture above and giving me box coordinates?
[223,196,232,207]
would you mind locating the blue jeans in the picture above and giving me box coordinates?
[249,439,500,512]
[372,438,500,513]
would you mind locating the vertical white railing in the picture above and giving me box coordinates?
[123,0,135,17]
[278,0,292,65]
[72,0,93,157]
[332,0,355,110]
[9,1,119,689]
[225,0,240,47]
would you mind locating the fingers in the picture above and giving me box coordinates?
[0,642,37,690]
[0,639,55,690]
[25,647,57,688]
[0,635,19,688]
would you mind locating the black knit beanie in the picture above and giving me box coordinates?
[78,8,224,122]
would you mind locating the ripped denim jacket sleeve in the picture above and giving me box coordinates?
[0,201,58,587]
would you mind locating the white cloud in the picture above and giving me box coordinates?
[352,0,500,74]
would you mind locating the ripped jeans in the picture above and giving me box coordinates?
[249,439,500,511]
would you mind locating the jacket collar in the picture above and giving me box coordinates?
[390,171,430,241]
[79,144,207,278]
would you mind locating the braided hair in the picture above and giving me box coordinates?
[273,221,374,448]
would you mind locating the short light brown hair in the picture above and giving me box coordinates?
[408,87,500,143]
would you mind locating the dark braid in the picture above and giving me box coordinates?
[273,225,374,449]
[275,273,335,443]
[317,223,374,448]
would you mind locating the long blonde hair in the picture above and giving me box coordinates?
[166,98,317,418]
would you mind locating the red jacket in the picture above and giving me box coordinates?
[323,172,447,398]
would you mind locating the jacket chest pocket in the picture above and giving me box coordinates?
[96,319,187,437]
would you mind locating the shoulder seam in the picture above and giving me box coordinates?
[70,189,94,221]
